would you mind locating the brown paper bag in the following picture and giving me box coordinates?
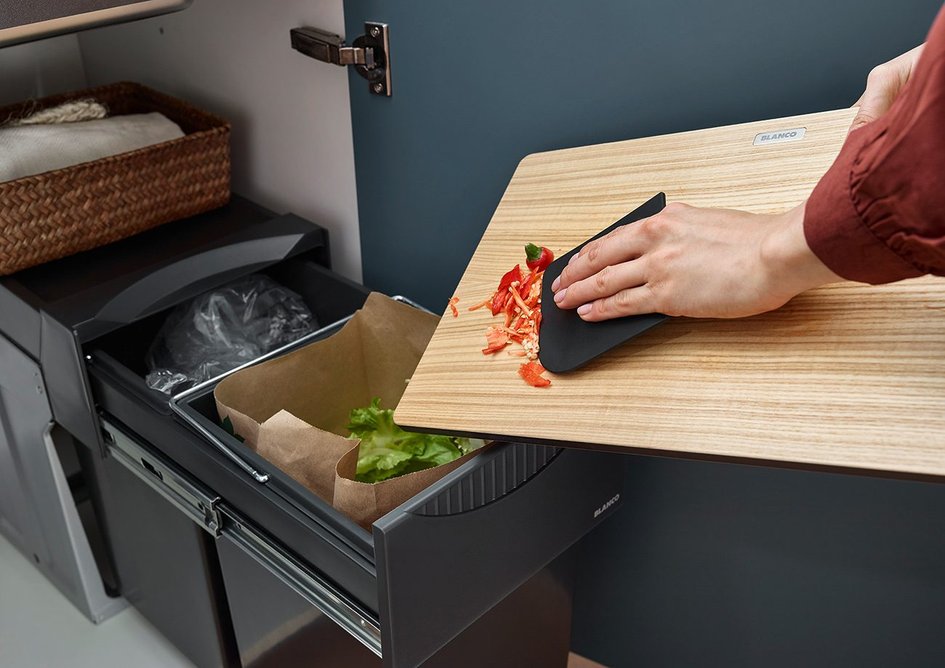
[214,292,477,529]
[333,440,479,530]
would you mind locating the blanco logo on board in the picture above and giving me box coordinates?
[753,127,807,145]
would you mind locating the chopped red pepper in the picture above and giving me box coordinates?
[481,326,510,355]
[491,264,523,315]
[469,243,554,387]
[468,297,493,311]
[518,271,539,300]
[508,285,532,317]
[448,296,460,318]
[525,243,554,273]
[518,360,551,387]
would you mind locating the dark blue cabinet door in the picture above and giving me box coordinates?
[345,0,938,310]
[344,3,945,667]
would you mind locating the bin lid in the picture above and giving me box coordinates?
[395,108,945,479]
[0,196,327,352]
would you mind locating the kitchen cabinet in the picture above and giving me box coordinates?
[2,1,945,666]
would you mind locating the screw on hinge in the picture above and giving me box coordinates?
[370,25,381,38]
[372,83,384,93]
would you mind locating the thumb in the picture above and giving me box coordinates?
[849,66,897,133]
[849,88,887,133]
[849,99,877,133]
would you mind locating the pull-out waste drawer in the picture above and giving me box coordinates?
[87,258,623,667]
[93,307,623,666]
[2,197,624,667]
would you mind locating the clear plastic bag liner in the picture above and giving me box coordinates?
[146,274,316,394]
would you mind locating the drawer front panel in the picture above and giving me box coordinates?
[374,445,624,668]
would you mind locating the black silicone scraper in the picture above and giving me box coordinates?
[538,192,669,373]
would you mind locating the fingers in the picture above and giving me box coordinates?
[849,44,924,133]
[553,257,647,309]
[575,285,656,322]
[850,64,895,132]
[849,96,876,133]
[551,217,653,292]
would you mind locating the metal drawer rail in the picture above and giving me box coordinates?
[102,418,222,535]
[103,418,382,656]
[220,507,383,657]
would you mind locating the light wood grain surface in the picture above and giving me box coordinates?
[568,652,608,668]
[395,108,945,478]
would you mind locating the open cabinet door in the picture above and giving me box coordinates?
[343,0,940,310]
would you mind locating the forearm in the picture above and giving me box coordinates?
[762,202,843,296]
[804,5,945,283]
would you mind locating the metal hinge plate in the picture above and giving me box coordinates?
[290,22,392,96]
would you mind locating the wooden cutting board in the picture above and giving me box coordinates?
[395,108,945,479]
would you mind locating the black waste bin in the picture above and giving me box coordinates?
[1,196,625,668]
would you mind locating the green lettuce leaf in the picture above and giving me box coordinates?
[348,398,479,483]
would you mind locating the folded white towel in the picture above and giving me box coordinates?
[0,112,185,182]
[7,99,108,126]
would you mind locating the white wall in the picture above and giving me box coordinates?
[0,34,87,106]
[77,0,362,280]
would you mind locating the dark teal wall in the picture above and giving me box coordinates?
[346,0,940,311]
[345,2,945,665]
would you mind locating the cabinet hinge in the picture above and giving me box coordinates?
[290,22,391,97]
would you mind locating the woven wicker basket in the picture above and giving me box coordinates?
[0,82,230,275]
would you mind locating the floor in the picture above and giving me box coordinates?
[0,533,194,668]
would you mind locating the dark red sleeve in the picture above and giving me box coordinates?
[804,5,945,284]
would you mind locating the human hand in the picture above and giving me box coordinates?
[850,44,924,132]
[549,202,842,320]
